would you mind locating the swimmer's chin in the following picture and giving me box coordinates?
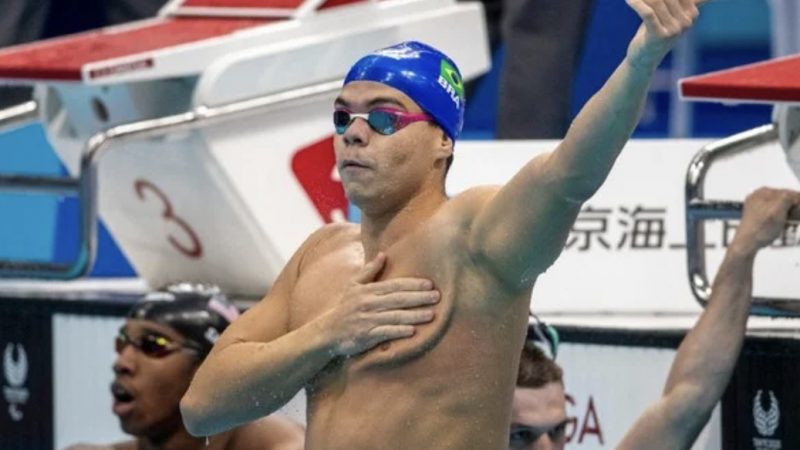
[343,190,380,211]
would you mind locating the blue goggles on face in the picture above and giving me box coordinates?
[333,108,432,136]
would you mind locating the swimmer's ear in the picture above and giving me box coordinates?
[434,128,454,160]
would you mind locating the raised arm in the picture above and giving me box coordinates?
[617,188,800,450]
[468,0,702,289]
[180,229,439,436]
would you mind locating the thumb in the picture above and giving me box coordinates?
[354,252,386,284]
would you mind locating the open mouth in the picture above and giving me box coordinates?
[111,382,134,402]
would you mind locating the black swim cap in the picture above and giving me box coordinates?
[127,283,240,358]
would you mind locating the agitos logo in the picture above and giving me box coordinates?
[752,389,781,450]
[3,343,30,422]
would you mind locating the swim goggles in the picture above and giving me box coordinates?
[333,108,432,135]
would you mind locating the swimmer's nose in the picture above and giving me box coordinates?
[113,345,137,376]
[531,435,556,450]
[343,116,371,146]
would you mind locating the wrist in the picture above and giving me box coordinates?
[726,238,760,261]
[625,30,673,74]
[308,312,341,358]
[625,47,665,74]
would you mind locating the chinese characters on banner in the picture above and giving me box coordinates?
[566,205,800,252]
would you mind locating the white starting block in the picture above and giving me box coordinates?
[680,54,800,316]
[0,0,491,298]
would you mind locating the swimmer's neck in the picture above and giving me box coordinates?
[359,188,447,259]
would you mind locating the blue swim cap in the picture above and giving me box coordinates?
[344,41,465,142]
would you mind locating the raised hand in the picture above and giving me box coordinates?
[626,0,703,69]
[734,187,800,253]
[318,252,440,357]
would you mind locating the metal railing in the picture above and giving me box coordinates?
[0,101,38,134]
[685,123,800,316]
[0,79,342,279]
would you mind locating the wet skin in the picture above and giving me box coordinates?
[288,82,534,450]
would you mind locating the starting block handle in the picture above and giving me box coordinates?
[0,101,38,135]
[0,80,342,281]
[0,173,86,279]
[685,123,800,316]
[0,174,80,196]
[0,101,92,279]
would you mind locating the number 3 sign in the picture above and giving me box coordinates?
[134,179,204,259]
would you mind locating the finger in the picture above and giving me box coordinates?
[778,190,800,218]
[354,252,386,284]
[368,277,434,295]
[646,0,681,34]
[663,0,693,29]
[679,0,699,19]
[628,0,669,36]
[788,205,800,222]
[628,0,657,24]
[373,309,435,326]
[367,325,416,343]
[371,291,440,310]
[781,189,800,203]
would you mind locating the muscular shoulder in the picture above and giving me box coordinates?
[227,415,305,450]
[310,223,360,247]
[296,223,360,268]
[264,222,359,299]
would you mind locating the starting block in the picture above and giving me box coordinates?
[0,0,491,298]
[680,53,800,316]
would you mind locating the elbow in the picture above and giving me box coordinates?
[665,382,719,428]
[545,156,605,204]
[180,391,217,437]
[562,178,601,204]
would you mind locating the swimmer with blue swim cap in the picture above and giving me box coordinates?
[333,41,466,196]
[185,4,705,448]
[64,283,304,450]
[341,41,466,143]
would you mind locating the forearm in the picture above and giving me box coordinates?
[617,241,756,450]
[551,51,657,201]
[662,241,756,417]
[182,320,334,436]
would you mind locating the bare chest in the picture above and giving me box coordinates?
[287,232,450,330]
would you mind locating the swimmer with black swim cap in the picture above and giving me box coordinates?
[63,283,304,450]
[124,283,239,359]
